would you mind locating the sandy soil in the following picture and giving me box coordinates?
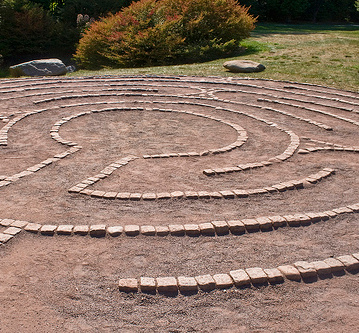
[0,75,358,332]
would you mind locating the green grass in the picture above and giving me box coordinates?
[5,23,359,91]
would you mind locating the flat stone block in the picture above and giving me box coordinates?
[268,216,287,228]
[178,276,198,293]
[89,224,106,237]
[169,224,185,236]
[277,265,301,281]
[103,192,118,199]
[264,268,284,284]
[107,226,123,237]
[156,192,171,200]
[24,223,42,233]
[229,269,251,287]
[142,193,157,201]
[211,220,229,235]
[124,225,140,236]
[116,192,131,200]
[245,267,268,284]
[184,191,198,199]
[0,233,13,243]
[119,278,138,293]
[336,255,359,271]
[56,225,73,235]
[208,192,223,199]
[73,225,89,236]
[323,258,345,272]
[129,193,142,201]
[195,275,216,291]
[184,224,200,236]
[3,227,22,236]
[140,277,156,293]
[171,191,184,199]
[197,191,211,199]
[156,277,178,293]
[256,217,272,231]
[0,219,15,226]
[199,223,215,236]
[90,190,106,198]
[283,215,301,227]
[213,274,233,289]
[241,219,260,232]
[227,220,245,234]
[306,212,322,223]
[294,261,317,279]
[310,261,332,275]
[11,220,28,228]
[233,190,249,198]
[219,190,235,199]
[140,225,156,236]
[155,225,170,236]
[353,253,359,261]
[40,225,57,235]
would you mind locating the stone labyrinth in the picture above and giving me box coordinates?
[0,75,358,295]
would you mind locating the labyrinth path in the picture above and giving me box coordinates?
[0,75,358,295]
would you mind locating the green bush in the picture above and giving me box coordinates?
[74,0,257,69]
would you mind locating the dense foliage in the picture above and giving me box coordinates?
[241,0,359,23]
[74,0,257,69]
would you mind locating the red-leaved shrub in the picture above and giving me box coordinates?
[74,0,257,68]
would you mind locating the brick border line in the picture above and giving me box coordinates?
[70,167,334,201]
[118,253,359,294]
[0,202,356,239]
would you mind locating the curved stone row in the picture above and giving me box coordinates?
[0,201,356,239]
[118,252,359,294]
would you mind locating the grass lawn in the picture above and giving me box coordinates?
[70,23,359,92]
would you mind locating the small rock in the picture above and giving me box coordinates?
[223,60,265,73]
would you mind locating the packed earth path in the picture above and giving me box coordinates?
[0,75,358,332]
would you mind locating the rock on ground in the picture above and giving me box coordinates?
[223,60,266,73]
[10,59,68,77]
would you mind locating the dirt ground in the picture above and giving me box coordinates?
[0,75,358,332]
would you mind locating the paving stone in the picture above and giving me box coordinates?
[184,224,200,236]
[294,261,317,279]
[268,215,287,228]
[347,204,359,212]
[169,224,185,236]
[129,193,142,201]
[294,214,312,226]
[277,265,302,281]
[118,278,138,292]
[89,224,106,237]
[103,192,118,199]
[90,190,106,198]
[195,275,216,291]
[142,193,157,201]
[40,225,57,236]
[353,253,359,261]
[177,276,198,293]
[73,225,89,236]
[10,220,28,228]
[219,190,235,199]
[310,261,332,275]
[124,225,140,236]
[229,269,251,287]
[198,223,215,236]
[171,191,184,199]
[241,219,260,232]
[24,223,42,233]
[336,255,359,271]
[306,212,322,223]
[184,191,198,199]
[116,192,131,200]
[0,218,15,226]
[213,274,233,289]
[140,225,156,236]
[232,190,249,198]
[156,192,171,200]
[56,225,73,235]
[208,192,223,199]
[332,207,354,214]
[156,277,178,293]
[140,277,156,293]
[264,268,284,284]
[256,217,272,231]
[155,225,170,236]
[227,220,245,235]
[211,220,229,235]
[197,191,211,199]
[323,258,345,272]
[245,267,268,284]
[0,233,13,243]
[107,226,123,237]
[283,215,301,227]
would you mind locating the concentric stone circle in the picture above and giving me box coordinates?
[0,75,358,295]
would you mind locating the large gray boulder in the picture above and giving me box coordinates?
[223,60,265,73]
[10,59,68,77]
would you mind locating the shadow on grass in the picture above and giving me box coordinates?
[253,23,359,37]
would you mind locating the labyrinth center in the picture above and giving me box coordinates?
[0,75,358,294]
